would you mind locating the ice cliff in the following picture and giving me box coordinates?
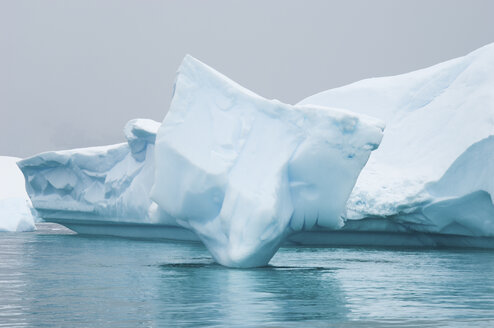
[299,43,494,237]
[0,156,35,232]
[17,119,166,225]
[150,56,384,267]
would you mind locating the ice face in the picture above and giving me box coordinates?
[16,43,494,257]
[299,42,494,236]
[0,156,35,232]
[151,55,384,267]
[16,119,175,226]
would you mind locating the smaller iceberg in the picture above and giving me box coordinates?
[0,156,35,232]
[18,120,180,230]
[17,119,197,241]
[151,55,384,267]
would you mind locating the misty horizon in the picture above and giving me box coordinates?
[1,0,494,157]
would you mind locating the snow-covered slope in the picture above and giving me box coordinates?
[0,156,35,232]
[299,43,494,237]
[151,55,383,267]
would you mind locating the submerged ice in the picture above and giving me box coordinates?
[150,56,383,267]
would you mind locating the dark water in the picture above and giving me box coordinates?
[1,223,494,327]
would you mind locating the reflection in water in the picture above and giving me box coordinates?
[157,263,347,326]
[330,248,494,321]
[0,233,30,328]
[0,224,494,327]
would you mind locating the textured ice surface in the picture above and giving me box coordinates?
[18,44,494,264]
[299,43,494,237]
[151,55,383,267]
[0,156,35,232]
[17,119,178,226]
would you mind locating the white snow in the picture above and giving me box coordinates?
[299,43,494,236]
[151,55,383,267]
[0,156,35,232]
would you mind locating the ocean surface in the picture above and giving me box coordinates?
[1,223,494,327]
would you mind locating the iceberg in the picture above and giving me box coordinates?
[150,55,384,267]
[18,56,383,267]
[17,119,198,241]
[0,156,35,232]
[298,43,494,242]
[18,43,494,267]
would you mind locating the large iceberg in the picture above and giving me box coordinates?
[18,56,383,267]
[150,55,384,267]
[17,43,494,267]
[0,156,35,232]
[298,43,494,240]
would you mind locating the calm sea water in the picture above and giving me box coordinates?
[1,223,494,327]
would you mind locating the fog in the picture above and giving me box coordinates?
[1,0,493,157]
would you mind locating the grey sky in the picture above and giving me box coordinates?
[1,0,493,158]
